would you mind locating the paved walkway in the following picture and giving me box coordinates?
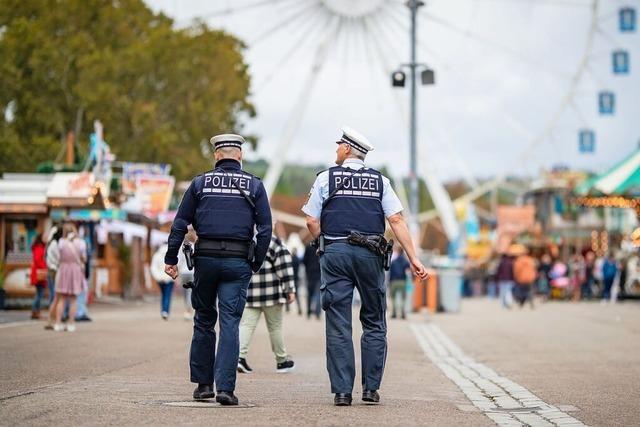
[0,298,637,426]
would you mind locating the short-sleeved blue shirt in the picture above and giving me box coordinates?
[302,159,403,220]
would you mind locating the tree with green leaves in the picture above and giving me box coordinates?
[0,0,255,179]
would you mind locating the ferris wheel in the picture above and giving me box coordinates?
[162,0,638,238]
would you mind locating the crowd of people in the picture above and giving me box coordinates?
[29,222,92,332]
[464,244,639,308]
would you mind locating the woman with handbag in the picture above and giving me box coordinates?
[53,223,87,332]
[30,233,48,319]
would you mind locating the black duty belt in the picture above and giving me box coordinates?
[195,238,251,259]
[316,232,394,271]
[324,238,348,246]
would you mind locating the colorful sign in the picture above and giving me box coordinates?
[47,172,95,200]
[135,175,175,217]
[496,205,536,253]
[122,163,171,195]
[50,209,126,221]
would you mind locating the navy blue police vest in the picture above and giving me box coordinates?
[192,163,258,241]
[320,166,385,237]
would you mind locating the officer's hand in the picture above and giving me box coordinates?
[410,258,429,280]
[286,292,296,304]
[164,264,178,280]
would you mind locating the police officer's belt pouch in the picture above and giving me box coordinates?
[346,231,387,256]
[195,239,250,258]
[182,242,194,270]
[346,232,394,271]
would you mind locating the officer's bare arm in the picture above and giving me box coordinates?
[387,213,428,279]
[305,215,321,239]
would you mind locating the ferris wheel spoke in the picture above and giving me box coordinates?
[568,100,589,125]
[471,0,592,7]
[248,0,322,47]
[197,0,305,20]
[384,3,449,66]
[361,19,377,71]
[386,0,578,186]
[369,10,406,66]
[353,16,372,69]
[595,26,625,50]
[253,8,330,94]
[362,16,412,208]
[612,0,640,6]
[364,16,408,113]
[509,0,600,173]
[337,17,351,76]
[596,9,619,23]
[387,2,495,88]
[261,15,342,198]
[422,12,575,81]
[360,19,394,107]
[588,49,616,60]
[584,63,609,89]
[380,3,481,193]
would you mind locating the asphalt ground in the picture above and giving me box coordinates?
[0,297,637,426]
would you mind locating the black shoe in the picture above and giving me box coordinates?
[276,359,295,373]
[216,390,239,406]
[75,315,92,322]
[193,384,215,400]
[334,393,352,406]
[362,390,380,403]
[237,358,253,374]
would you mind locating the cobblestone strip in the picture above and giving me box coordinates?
[410,323,586,427]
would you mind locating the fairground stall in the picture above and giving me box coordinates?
[573,146,640,296]
[0,174,53,302]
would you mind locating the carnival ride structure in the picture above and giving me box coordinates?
[163,0,638,243]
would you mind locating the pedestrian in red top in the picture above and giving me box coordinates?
[30,233,48,319]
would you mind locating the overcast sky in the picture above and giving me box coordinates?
[146,0,639,182]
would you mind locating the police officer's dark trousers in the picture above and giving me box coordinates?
[320,242,387,393]
[190,256,251,391]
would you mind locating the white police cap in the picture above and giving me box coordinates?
[337,126,374,154]
[209,134,245,150]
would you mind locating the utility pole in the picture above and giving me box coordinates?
[408,0,424,242]
[391,0,433,246]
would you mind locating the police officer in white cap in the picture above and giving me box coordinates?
[164,134,272,405]
[303,126,428,406]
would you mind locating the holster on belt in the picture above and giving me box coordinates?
[347,231,394,271]
[182,242,195,289]
[182,242,194,270]
[195,238,252,260]
[312,235,325,256]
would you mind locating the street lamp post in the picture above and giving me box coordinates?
[408,0,423,242]
[391,0,432,246]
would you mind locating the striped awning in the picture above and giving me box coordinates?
[575,147,640,196]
